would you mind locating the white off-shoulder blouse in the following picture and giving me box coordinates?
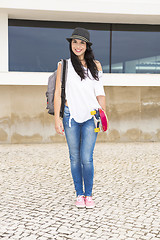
[61,58,105,125]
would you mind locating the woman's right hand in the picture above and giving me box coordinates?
[55,117,64,135]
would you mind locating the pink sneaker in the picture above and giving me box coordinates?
[76,195,85,208]
[85,196,95,209]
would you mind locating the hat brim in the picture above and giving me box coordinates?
[66,36,92,46]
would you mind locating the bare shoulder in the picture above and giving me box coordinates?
[56,61,62,85]
[57,61,62,71]
[94,60,102,71]
[56,61,62,75]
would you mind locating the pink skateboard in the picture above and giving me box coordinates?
[91,108,108,132]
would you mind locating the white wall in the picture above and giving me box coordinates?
[0,0,160,24]
[0,0,160,15]
[0,12,8,72]
[1,72,160,87]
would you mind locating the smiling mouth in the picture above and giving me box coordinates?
[75,49,82,52]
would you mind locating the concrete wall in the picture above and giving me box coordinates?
[1,85,160,143]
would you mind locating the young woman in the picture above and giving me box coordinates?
[54,27,106,208]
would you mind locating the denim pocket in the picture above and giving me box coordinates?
[63,105,70,117]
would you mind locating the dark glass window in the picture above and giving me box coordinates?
[8,20,110,73]
[9,20,160,74]
[90,29,110,73]
[8,26,72,72]
[111,25,160,73]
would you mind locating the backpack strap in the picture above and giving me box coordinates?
[60,59,67,118]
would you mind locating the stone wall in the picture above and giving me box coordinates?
[0,85,160,143]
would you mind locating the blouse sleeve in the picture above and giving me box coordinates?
[94,71,105,96]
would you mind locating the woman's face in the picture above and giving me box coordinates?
[71,39,87,59]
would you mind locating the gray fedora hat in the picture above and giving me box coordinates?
[66,27,92,46]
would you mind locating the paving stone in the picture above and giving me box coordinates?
[58,226,70,235]
[0,143,160,240]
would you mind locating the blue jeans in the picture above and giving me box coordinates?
[63,105,98,196]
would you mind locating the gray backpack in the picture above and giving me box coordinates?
[46,59,68,118]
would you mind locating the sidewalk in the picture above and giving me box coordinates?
[0,142,159,240]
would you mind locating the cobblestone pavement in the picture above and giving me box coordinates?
[0,142,160,240]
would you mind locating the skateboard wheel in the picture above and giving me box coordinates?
[91,110,96,115]
[94,128,100,132]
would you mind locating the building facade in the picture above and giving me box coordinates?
[0,0,160,143]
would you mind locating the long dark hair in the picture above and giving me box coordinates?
[69,41,99,81]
